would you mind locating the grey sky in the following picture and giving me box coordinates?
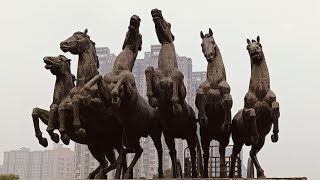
[1,0,319,179]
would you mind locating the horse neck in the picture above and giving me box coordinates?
[53,72,74,105]
[112,47,137,74]
[76,45,98,87]
[158,43,177,75]
[207,48,226,86]
[249,54,270,93]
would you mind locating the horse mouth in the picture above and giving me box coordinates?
[44,58,54,69]
[151,9,162,22]
[129,15,140,29]
[60,46,69,53]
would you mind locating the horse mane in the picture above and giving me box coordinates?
[85,34,100,68]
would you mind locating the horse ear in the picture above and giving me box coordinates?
[84,29,88,35]
[200,31,204,39]
[209,28,213,36]
[247,39,251,44]
[172,34,175,41]
[257,36,260,42]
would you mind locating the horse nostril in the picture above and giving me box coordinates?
[60,41,68,47]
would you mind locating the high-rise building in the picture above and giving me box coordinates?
[96,47,117,75]
[0,165,4,174]
[2,145,73,180]
[74,144,99,180]
[191,71,207,113]
[51,144,74,180]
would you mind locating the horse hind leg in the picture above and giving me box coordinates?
[229,141,244,178]
[250,137,266,178]
[87,146,108,179]
[201,138,210,178]
[46,104,60,143]
[32,108,49,147]
[164,135,178,178]
[151,133,164,178]
[123,145,143,179]
[219,141,229,178]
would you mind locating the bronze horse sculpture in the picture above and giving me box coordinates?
[31,54,124,179]
[195,28,232,178]
[31,55,83,147]
[145,9,202,178]
[229,36,280,178]
[84,15,164,179]
[57,30,128,179]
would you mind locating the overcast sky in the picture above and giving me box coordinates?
[1,0,319,179]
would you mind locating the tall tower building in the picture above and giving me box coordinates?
[51,144,74,180]
[96,47,117,75]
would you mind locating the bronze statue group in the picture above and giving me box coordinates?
[31,9,280,179]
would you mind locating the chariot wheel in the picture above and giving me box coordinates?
[247,157,255,178]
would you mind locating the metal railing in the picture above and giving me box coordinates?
[184,145,242,178]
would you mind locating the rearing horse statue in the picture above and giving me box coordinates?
[195,28,232,178]
[59,29,100,142]
[83,15,164,179]
[229,36,280,178]
[145,9,201,178]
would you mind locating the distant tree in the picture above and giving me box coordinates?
[138,177,146,179]
[152,168,171,179]
[0,174,19,180]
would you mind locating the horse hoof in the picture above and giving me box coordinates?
[271,134,278,142]
[173,104,182,115]
[257,170,266,178]
[95,172,107,179]
[199,116,208,126]
[61,134,70,145]
[51,133,60,143]
[39,138,48,147]
[148,97,158,108]
[221,122,231,133]
[78,128,86,137]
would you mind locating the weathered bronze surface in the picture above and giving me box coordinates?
[145,9,201,178]
[195,28,233,178]
[229,36,280,178]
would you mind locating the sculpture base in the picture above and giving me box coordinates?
[94,178,307,180]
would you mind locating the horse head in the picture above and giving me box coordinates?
[247,36,264,65]
[122,15,142,53]
[151,8,175,44]
[43,55,71,76]
[60,29,95,55]
[200,28,217,63]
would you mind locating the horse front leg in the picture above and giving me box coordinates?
[201,137,210,178]
[32,108,49,147]
[172,69,184,115]
[219,81,233,133]
[58,102,70,145]
[145,66,158,108]
[264,89,280,142]
[110,75,125,108]
[72,94,86,137]
[196,88,208,126]
[46,104,60,143]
